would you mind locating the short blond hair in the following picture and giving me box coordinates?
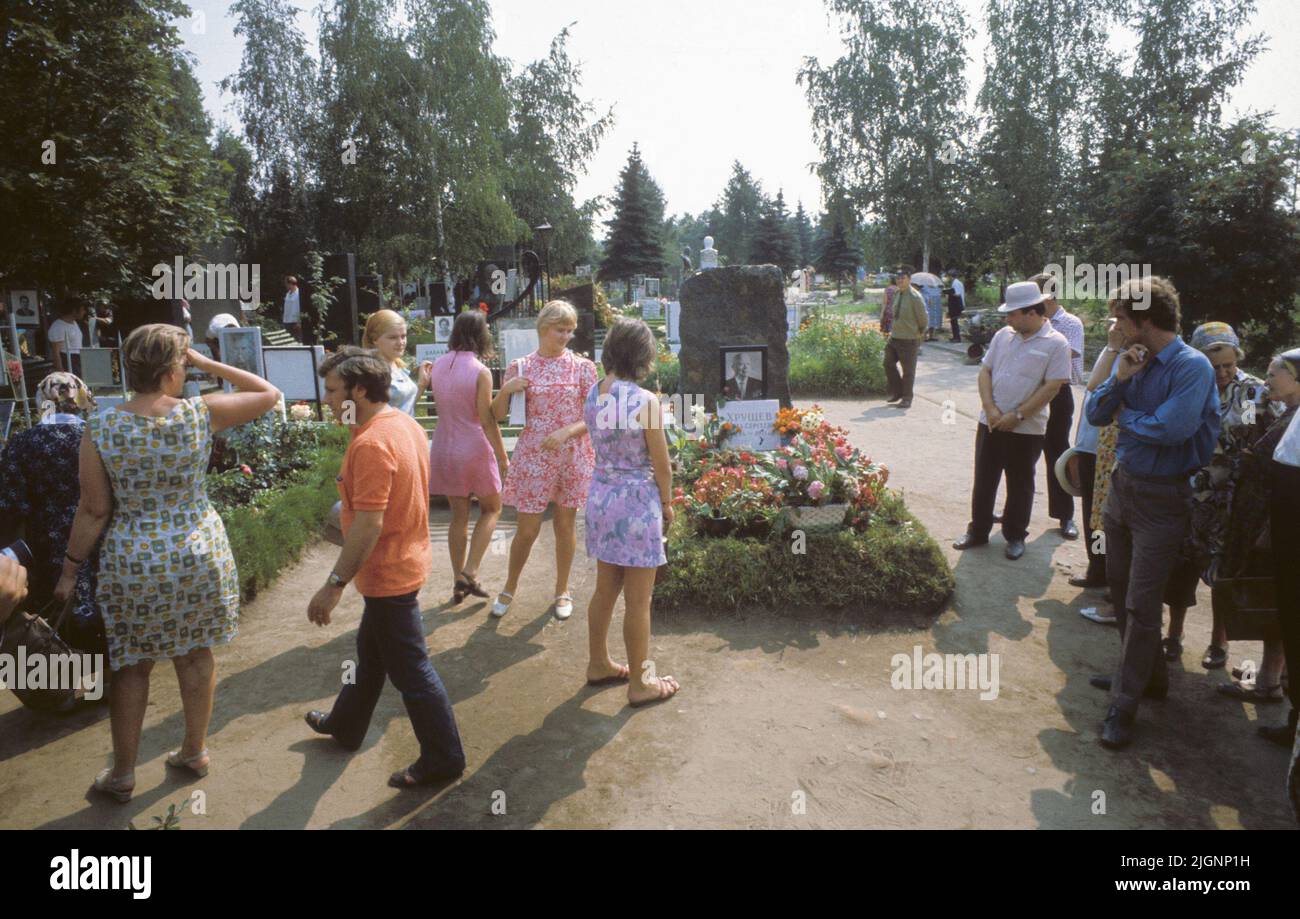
[362,309,407,368]
[536,300,578,333]
[123,323,190,393]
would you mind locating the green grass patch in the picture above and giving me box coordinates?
[654,491,953,621]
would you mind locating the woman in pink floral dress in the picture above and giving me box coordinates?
[491,301,597,620]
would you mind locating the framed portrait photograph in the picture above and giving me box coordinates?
[434,315,453,343]
[218,326,264,392]
[263,345,325,402]
[9,290,40,327]
[719,346,767,401]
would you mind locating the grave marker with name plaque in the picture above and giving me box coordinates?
[718,399,781,451]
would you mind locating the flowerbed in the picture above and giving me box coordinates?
[658,403,952,618]
[208,413,350,600]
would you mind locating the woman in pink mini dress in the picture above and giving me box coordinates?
[491,301,597,620]
[423,311,509,604]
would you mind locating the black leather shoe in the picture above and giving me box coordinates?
[1060,520,1079,540]
[1069,576,1107,589]
[886,394,902,403]
[895,400,912,409]
[1088,674,1167,700]
[1100,706,1136,749]
[952,533,989,550]
[305,710,361,751]
[1005,540,1026,560]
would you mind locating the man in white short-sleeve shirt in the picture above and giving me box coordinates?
[954,281,1071,560]
[47,301,87,375]
[283,275,302,341]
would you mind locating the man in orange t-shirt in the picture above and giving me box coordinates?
[303,347,465,788]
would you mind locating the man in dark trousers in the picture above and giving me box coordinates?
[953,281,1071,560]
[1030,272,1086,540]
[882,269,928,410]
[304,347,466,788]
[1085,276,1218,750]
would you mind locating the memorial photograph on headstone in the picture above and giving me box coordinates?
[720,345,767,400]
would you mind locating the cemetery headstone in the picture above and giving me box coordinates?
[679,265,791,411]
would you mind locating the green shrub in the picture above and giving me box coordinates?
[788,318,887,396]
[653,349,681,393]
[654,491,953,620]
[218,434,348,601]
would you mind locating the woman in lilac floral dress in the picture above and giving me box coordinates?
[582,319,680,707]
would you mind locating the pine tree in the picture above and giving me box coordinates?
[792,201,815,268]
[713,161,765,264]
[598,144,667,286]
[750,190,799,273]
[815,214,860,293]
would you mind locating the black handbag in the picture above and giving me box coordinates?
[0,596,84,712]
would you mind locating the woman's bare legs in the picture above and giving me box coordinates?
[586,560,627,682]
[552,506,578,597]
[173,647,215,765]
[501,511,543,596]
[447,497,472,579]
[463,493,501,581]
[108,660,154,778]
[623,567,679,705]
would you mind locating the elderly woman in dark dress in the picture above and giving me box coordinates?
[0,373,105,655]
[1217,348,1300,714]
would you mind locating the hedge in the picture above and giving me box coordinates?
[219,431,348,601]
[653,491,953,621]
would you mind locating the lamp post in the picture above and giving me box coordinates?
[534,221,553,306]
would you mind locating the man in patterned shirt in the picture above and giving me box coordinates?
[1032,272,1085,540]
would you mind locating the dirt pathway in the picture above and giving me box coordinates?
[0,342,1293,828]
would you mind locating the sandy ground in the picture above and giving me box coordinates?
[0,341,1294,829]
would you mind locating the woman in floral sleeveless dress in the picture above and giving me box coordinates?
[490,301,596,620]
[55,324,281,802]
[581,319,680,707]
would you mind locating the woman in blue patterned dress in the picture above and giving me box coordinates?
[582,319,680,707]
[54,324,281,801]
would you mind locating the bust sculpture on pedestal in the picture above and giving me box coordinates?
[699,236,719,270]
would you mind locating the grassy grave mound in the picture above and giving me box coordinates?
[655,406,953,620]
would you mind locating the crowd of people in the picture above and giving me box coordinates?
[0,303,681,800]
[947,272,1300,751]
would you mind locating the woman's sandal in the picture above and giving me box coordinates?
[491,591,513,618]
[554,593,574,621]
[165,748,210,778]
[629,676,680,708]
[462,575,489,599]
[586,663,631,687]
[90,767,135,803]
[1216,681,1284,703]
[1201,645,1229,670]
[452,578,471,605]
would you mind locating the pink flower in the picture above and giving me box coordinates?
[835,445,851,461]
[808,480,825,500]
[776,458,788,470]
[793,464,808,480]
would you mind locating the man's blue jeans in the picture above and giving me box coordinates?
[323,591,466,780]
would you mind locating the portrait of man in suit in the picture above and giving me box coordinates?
[721,349,765,401]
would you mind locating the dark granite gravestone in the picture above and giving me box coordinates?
[679,265,791,410]
[555,281,596,359]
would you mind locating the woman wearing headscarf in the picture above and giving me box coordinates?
[0,373,106,655]
[1162,323,1278,669]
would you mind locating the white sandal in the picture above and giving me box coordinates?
[91,767,135,803]
[554,594,573,621]
[491,591,513,618]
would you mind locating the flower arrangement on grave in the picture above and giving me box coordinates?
[6,359,22,384]
[675,464,782,536]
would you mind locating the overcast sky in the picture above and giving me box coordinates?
[182,0,1298,223]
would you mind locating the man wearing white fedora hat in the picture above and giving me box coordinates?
[954,281,1071,560]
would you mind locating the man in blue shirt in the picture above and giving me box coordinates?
[1085,276,1219,749]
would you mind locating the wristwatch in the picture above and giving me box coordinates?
[327,571,348,589]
